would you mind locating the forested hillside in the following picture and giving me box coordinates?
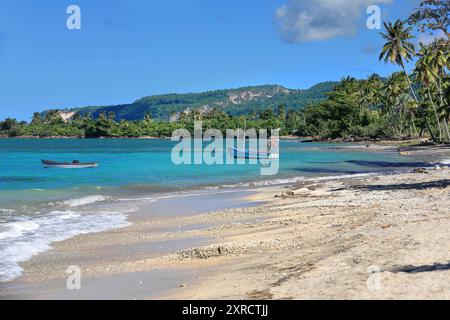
[48,83,338,121]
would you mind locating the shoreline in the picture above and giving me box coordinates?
[0,135,443,144]
[1,145,450,299]
[0,171,450,299]
[0,188,269,299]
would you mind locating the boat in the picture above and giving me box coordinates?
[229,119,280,160]
[41,160,99,169]
[229,147,279,160]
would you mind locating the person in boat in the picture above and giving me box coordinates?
[267,137,278,154]
[73,160,80,164]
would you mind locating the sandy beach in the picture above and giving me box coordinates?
[1,0,449,304]
[1,145,450,300]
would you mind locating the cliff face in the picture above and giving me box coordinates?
[57,111,77,122]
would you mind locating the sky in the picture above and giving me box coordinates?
[0,0,423,120]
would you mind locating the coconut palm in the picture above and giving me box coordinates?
[415,44,444,140]
[338,76,359,96]
[383,73,409,134]
[384,73,409,107]
[439,77,450,137]
[427,45,450,141]
[379,20,419,102]
[366,74,384,109]
[395,93,418,137]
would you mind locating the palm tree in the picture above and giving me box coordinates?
[428,45,450,140]
[379,20,418,102]
[338,77,359,95]
[444,78,450,105]
[395,93,418,137]
[415,44,444,140]
[383,73,409,135]
[384,73,409,107]
[366,74,384,109]
[439,77,450,138]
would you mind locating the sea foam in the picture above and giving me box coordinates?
[63,195,109,207]
[0,221,40,240]
[0,209,130,282]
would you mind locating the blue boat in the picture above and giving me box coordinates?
[229,147,279,160]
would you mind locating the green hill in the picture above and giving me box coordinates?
[51,82,338,121]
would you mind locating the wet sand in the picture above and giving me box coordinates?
[0,190,265,299]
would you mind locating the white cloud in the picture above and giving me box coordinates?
[275,0,394,43]
[417,31,447,45]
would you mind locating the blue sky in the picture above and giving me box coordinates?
[0,0,421,120]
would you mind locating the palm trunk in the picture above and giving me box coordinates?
[419,124,424,138]
[400,62,436,142]
[427,88,443,141]
[410,113,419,138]
[400,62,419,102]
[426,120,437,142]
[445,90,450,142]
[444,118,450,142]
[436,79,450,143]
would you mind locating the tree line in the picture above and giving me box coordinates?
[0,109,287,138]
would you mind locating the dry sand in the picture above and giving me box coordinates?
[165,168,450,300]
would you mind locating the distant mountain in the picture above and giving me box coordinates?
[48,82,338,121]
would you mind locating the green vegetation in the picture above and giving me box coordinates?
[1,83,338,138]
[1,1,448,142]
[49,83,337,121]
[297,1,449,142]
[0,108,288,138]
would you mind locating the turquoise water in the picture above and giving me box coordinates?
[0,138,434,281]
[0,138,426,202]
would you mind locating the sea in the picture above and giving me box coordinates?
[0,138,443,282]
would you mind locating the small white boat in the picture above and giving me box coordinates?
[41,160,99,169]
